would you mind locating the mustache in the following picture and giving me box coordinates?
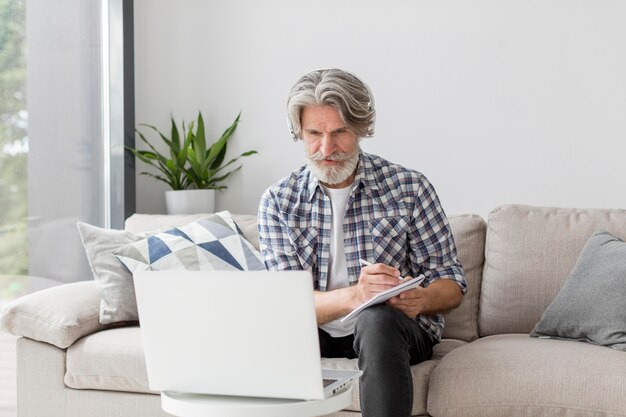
[308,149,358,162]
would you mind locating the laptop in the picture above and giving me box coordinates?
[133,270,362,400]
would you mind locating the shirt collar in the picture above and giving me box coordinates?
[305,169,321,202]
[353,151,380,196]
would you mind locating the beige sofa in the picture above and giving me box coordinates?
[3,204,626,417]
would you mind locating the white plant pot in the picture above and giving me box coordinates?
[165,189,216,214]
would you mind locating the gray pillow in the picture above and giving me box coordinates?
[77,222,144,324]
[531,231,626,350]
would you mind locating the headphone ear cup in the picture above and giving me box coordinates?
[287,115,299,141]
[364,81,375,136]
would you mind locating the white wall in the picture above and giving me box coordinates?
[134,0,626,219]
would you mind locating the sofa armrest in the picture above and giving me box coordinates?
[0,281,105,349]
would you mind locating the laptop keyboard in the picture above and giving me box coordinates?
[323,378,338,387]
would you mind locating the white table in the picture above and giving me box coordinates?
[161,386,353,417]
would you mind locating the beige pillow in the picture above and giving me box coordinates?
[480,205,626,336]
[441,214,487,342]
[0,281,104,349]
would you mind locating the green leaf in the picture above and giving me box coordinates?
[203,134,229,172]
[137,150,159,160]
[209,143,228,171]
[203,113,240,172]
[135,130,172,172]
[170,117,181,154]
[186,149,204,186]
[139,124,173,149]
[194,112,207,164]
[213,150,258,174]
[140,172,175,189]
[135,129,162,155]
[207,164,243,187]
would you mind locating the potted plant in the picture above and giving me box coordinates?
[127,112,257,214]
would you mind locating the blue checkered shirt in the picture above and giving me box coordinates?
[257,152,466,342]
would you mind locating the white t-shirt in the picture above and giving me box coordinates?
[318,184,357,337]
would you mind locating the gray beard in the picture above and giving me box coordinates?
[306,147,360,186]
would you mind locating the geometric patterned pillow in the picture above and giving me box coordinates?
[113,211,265,273]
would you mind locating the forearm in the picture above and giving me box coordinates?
[314,287,358,325]
[420,278,463,315]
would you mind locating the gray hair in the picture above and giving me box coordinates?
[287,69,375,140]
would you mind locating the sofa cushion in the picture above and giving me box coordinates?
[65,325,465,415]
[77,222,145,324]
[65,326,154,394]
[428,334,626,417]
[0,281,105,349]
[531,231,626,350]
[480,205,626,336]
[124,213,260,250]
[441,215,486,342]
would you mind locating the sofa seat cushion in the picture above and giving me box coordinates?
[65,325,465,414]
[428,334,626,417]
[65,326,154,394]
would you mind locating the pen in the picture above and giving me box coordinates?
[359,259,404,283]
[358,259,373,267]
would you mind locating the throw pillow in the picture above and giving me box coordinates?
[0,281,104,349]
[530,231,626,350]
[113,211,265,273]
[77,222,145,324]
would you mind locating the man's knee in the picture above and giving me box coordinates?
[354,304,406,343]
[357,303,403,325]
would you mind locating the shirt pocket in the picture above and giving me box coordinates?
[369,216,410,267]
[286,225,318,271]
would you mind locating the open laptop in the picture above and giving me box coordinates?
[133,270,362,400]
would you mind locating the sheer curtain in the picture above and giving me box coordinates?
[26,0,104,290]
[22,0,132,292]
[0,0,27,309]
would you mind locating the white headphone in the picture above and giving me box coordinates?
[287,69,376,142]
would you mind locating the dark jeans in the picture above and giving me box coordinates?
[318,304,435,417]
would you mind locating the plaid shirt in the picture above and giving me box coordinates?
[257,151,466,341]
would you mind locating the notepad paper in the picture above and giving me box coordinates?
[340,275,426,322]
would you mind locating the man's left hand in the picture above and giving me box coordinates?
[387,285,428,318]
[388,278,464,318]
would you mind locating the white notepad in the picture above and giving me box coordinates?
[341,274,426,322]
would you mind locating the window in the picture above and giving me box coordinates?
[0,0,134,307]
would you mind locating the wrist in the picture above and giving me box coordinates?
[343,285,360,312]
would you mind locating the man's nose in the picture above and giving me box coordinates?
[320,134,335,157]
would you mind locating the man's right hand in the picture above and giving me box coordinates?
[350,263,402,308]
[314,263,402,325]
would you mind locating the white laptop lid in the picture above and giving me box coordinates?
[134,270,349,400]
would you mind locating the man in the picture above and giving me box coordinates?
[258,68,466,417]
